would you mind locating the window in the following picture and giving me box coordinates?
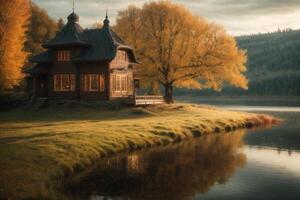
[112,74,131,93]
[121,76,127,91]
[117,51,127,61]
[57,50,70,61]
[54,74,75,92]
[81,74,105,92]
[112,74,117,91]
[116,76,121,91]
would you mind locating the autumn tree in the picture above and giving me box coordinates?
[25,2,58,60]
[0,0,30,91]
[115,5,142,51]
[115,1,248,103]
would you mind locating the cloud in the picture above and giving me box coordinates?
[32,0,300,35]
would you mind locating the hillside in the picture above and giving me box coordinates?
[176,29,300,96]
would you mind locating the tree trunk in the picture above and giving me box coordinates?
[164,83,174,104]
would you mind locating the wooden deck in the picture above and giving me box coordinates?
[134,95,164,106]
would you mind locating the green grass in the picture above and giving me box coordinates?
[0,103,279,199]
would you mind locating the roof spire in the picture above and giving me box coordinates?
[68,0,79,23]
[103,9,110,28]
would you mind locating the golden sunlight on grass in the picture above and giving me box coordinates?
[0,103,279,199]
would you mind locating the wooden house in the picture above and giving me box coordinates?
[25,12,141,102]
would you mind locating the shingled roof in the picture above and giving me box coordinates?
[43,12,89,48]
[24,64,49,74]
[30,13,138,64]
[30,51,53,63]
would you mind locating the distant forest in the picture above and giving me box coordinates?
[175,29,300,96]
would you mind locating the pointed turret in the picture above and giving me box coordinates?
[67,12,79,23]
[103,11,110,28]
[74,13,138,64]
[43,12,89,48]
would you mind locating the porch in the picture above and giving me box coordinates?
[134,95,164,106]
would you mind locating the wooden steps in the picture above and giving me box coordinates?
[31,97,48,110]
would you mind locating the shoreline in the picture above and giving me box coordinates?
[0,103,280,199]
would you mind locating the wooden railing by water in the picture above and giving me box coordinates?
[134,95,164,106]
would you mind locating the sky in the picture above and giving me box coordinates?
[31,0,300,36]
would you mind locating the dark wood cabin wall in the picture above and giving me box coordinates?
[47,62,110,100]
[48,62,77,99]
[36,47,136,101]
[78,63,110,100]
[47,47,80,99]
[25,77,34,96]
[45,46,109,100]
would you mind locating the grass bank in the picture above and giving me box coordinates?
[0,103,279,199]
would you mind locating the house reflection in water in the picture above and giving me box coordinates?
[96,153,146,173]
[127,154,145,173]
[66,130,247,200]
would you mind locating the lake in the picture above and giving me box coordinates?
[65,98,300,200]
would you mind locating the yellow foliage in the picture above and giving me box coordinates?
[115,1,248,102]
[0,0,30,91]
[115,5,142,51]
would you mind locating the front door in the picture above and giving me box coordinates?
[36,75,48,97]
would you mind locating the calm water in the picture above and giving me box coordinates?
[66,98,300,200]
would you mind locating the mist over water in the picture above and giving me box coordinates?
[223,106,300,112]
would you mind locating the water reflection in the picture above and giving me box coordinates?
[245,146,300,175]
[66,130,247,200]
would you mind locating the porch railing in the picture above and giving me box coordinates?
[134,95,164,106]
